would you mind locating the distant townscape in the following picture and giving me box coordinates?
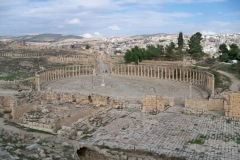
[1,33,240,58]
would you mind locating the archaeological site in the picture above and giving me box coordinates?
[0,32,240,160]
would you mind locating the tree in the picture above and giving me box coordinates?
[177,32,184,50]
[231,61,240,74]
[228,44,240,60]
[165,42,176,60]
[145,44,164,60]
[219,53,230,62]
[187,32,204,59]
[86,44,91,49]
[219,43,228,54]
[124,46,146,64]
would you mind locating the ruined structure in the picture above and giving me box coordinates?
[111,64,215,96]
[142,95,174,114]
[224,91,240,120]
[48,55,97,65]
[35,65,95,91]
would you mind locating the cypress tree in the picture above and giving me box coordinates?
[177,32,184,50]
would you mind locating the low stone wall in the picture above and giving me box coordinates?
[184,98,224,115]
[207,98,224,111]
[43,91,124,108]
[142,95,174,114]
[0,53,44,58]
[20,123,55,133]
[56,109,94,130]
[12,101,39,119]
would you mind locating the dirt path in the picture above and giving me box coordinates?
[197,66,240,91]
[217,70,240,91]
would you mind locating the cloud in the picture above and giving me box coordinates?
[66,18,81,25]
[201,30,217,35]
[94,32,102,36]
[82,33,93,38]
[0,0,237,36]
[115,0,226,5]
[108,25,120,30]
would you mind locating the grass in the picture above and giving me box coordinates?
[226,119,232,124]
[0,72,25,81]
[212,63,240,80]
[188,139,203,145]
[237,137,240,144]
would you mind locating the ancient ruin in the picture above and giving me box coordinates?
[0,51,240,160]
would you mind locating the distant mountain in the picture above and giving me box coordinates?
[0,34,83,43]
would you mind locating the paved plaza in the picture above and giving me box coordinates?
[42,75,209,100]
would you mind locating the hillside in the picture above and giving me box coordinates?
[0,34,83,43]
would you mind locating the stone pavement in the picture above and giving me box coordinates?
[43,75,209,100]
[87,107,240,160]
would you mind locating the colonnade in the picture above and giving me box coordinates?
[35,65,95,91]
[112,64,215,96]
[48,55,95,64]
[0,53,44,58]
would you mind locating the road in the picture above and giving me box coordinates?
[197,66,240,91]
[97,55,110,75]
[217,70,240,91]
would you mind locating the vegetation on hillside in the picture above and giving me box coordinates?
[124,32,208,64]
[219,43,240,62]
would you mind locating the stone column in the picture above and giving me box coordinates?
[150,67,152,78]
[211,75,215,97]
[147,67,149,77]
[189,83,192,99]
[161,68,163,79]
[169,68,171,79]
[36,74,40,91]
[176,68,178,81]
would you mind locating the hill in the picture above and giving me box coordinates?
[0,34,83,43]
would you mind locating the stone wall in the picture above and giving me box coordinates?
[224,92,240,120]
[184,98,224,115]
[48,55,96,65]
[207,98,224,111]
[12,101,39,119]
[56,109,94,130]
[111,64,215,96]
[43,91,124,108]
[0,53,45,58]
[142,95,174,114]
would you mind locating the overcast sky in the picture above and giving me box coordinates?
[0,0,240,37]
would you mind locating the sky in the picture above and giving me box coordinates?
[0,0,240,37]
